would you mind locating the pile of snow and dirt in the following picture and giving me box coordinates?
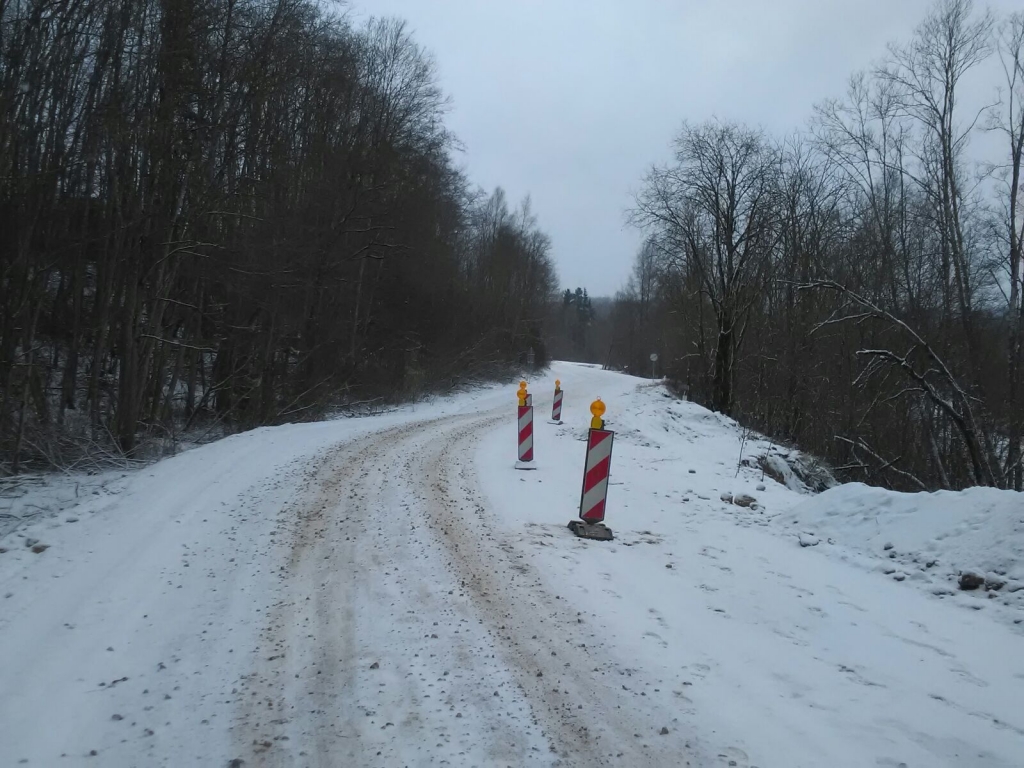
[776,483,1024,625]
[756,447,837,493]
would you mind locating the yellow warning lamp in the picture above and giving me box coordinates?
[590,397,606,429]
[554,379,561,393]
[517,380,528,407]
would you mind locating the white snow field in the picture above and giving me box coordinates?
[1,362,1022,768]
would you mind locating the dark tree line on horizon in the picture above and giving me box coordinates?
[613,0,1024,492]
[0,0,557,471]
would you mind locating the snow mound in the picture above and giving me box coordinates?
[778,483,1024,625]
[758,450,837,494]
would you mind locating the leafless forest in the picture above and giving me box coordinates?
[609,0,1024,492]
[3,0,1022,494]
[0,0,556,471]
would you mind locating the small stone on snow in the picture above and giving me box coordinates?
[958,571,985,591]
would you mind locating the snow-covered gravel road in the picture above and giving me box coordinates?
[237,408,690,767]
[1,362,1022,767]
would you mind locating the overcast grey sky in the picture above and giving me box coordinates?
[353,0,1018,296]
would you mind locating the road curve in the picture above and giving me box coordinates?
[233,407,694,767]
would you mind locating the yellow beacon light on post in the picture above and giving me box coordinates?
[590,398,606,430]
[518,381,528,407]
[555,379,561,392]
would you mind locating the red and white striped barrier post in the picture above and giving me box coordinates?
[568,398,614,540]
[515,381,536,470]
[580,428,613,522]
[549,379,563,424]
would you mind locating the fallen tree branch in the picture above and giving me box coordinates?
[801,280,996,487]
[835,435,928,491]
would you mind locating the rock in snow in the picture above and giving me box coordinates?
[958,571,985,591]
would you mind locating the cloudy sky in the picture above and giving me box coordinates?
[353,0,1018,296]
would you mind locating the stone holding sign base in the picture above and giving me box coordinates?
[567,520,614,541]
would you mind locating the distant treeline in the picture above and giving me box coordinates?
[0,0,556,470]
[611,0,1024,491]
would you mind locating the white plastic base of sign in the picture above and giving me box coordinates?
[514,460,538,471]
[546,420,563,426]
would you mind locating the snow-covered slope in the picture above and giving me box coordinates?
[778,482,1024,623]
[1,362,1022,768]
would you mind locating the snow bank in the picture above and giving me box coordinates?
[777,483,1024,624]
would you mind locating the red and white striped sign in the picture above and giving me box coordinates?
[517,405,534,463]
[551,389,563,421]
[579,428,614,523]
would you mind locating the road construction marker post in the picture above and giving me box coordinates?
[516,381,536,470]
[568,398,614,540]
[549,379,563,424]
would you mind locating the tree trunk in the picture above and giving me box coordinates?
[713,313,734,415]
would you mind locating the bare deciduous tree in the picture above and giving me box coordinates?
[617,0,1022,491]
[632,120,780,415]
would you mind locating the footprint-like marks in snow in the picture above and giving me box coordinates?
[838,663,886,688]
[643,630,669,649]
[647,607,669,630]
[716,745,752,767]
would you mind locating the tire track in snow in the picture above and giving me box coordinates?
[414,415,694,767]
[234,412,545,766]
[234,408,694,767]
